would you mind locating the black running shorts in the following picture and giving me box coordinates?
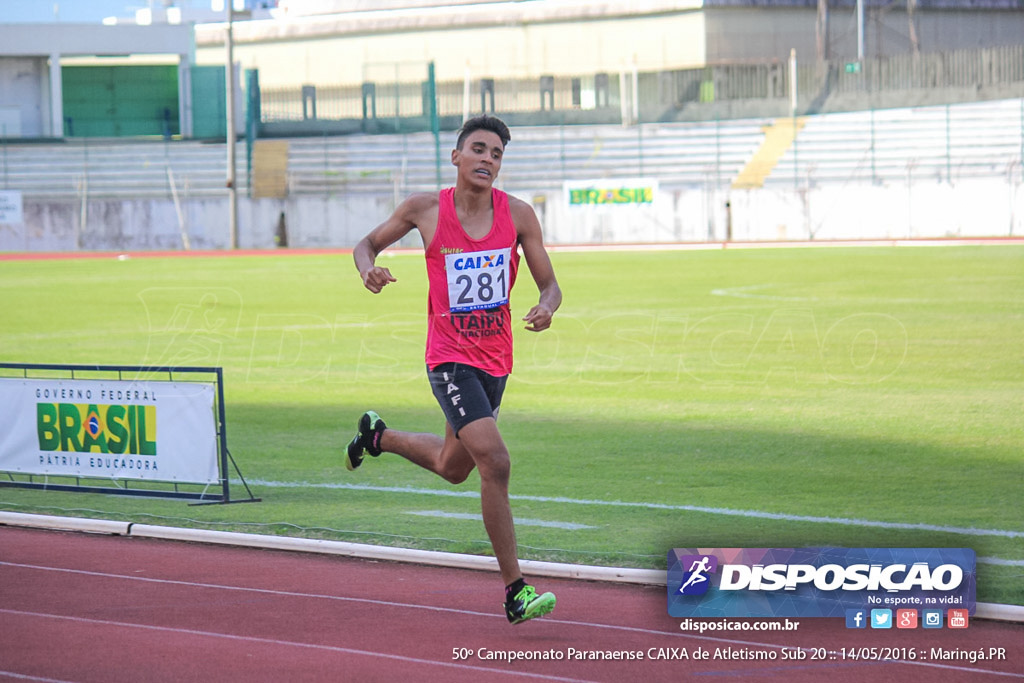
[427,362,508,436]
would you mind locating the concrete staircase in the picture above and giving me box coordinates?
[731,117,805,189]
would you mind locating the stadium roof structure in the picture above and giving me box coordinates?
[701,0,1021,6]
[273,0,1022,12]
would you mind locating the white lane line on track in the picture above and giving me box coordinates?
[406,510,598,530]
[3,562,1021,679]
[0,561,500,618]
[0,672,80,683]
[0,608,593,683]
[240,479,1024,540]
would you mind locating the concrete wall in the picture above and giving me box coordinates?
[0,194,386,252]
[196,12,709,86]
[4,177,1020,252]
[0,23,194,58]
[0,58,50,138]
[530,179,1024,244]
[705,7,1024,64]
[195,5,1024,89]
[727,180,1024,241]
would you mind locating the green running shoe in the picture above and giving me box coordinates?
[345,411,386,471]
[505,584,556,624]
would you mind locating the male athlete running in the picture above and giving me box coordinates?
[348,115,562,624]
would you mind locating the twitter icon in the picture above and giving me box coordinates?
[870,609,893,629]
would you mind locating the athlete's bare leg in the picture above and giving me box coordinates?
[379,421,475,484]
[379,417,522,586]
[454,417,521,586]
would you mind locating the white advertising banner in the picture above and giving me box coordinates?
[0,378,219,485]
[0,190,24,224]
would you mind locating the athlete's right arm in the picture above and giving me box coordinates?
[353,193,433,294]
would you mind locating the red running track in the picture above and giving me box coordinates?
[0,525,1021,683]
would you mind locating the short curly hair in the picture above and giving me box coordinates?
[456,115,511,150]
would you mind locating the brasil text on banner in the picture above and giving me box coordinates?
[564,178,658,207]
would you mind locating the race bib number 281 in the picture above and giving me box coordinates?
[445,248,511,313]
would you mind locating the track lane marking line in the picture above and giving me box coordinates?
[3,562,1021,679]
[0,607,594,683]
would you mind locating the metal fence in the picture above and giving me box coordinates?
[828,44,1024,94]
[257,44,1024,133]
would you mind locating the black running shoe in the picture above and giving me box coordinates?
[345,411,386,471]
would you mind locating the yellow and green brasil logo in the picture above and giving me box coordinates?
[37,403,157,455]
[568,185,654,206]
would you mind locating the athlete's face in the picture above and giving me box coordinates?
[452,129,504,188]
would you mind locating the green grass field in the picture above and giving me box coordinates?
[1,245,1022,605]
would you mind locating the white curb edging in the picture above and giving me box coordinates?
[0,511,131,535]
[2,511,1020,622]
[126,523,665,585]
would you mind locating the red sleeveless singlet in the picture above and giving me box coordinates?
[424,187,520,376]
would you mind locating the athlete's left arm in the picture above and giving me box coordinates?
[512,199,562,332]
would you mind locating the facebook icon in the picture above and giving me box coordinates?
[845,609,867,629]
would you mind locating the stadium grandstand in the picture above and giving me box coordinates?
[0,0,1021,249]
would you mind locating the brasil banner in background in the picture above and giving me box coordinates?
[0,377,219,484]
[565,178,658,207]
[668,547,976,618]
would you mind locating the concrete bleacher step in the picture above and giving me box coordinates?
[281,118,767,194]
[2,139,247,197]
[6,97,1018,200]
[731,117,805,189]
[251,140,290,199]
[763,97,1023,186]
